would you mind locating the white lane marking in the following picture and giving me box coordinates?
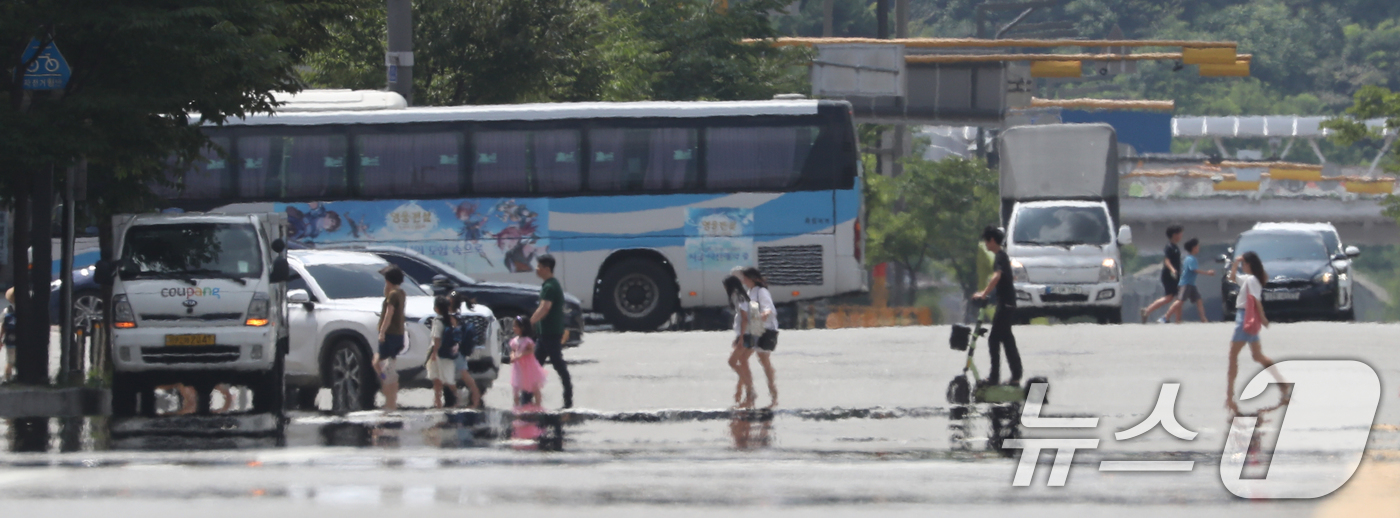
[549,193,783,235]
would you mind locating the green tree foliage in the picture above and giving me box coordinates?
[2,0,346,190]
[772,0,877,38]
[609,0,811,101]
[2,0,350,382]
[865,156,999,299]
[304,0,608,105]
[304,0,810,105]
[1322,85,1400,220]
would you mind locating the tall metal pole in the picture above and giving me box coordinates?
[59,163,75,384]
[876,0,889,39]
[386,0,414,105]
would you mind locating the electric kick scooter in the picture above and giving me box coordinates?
[946,298,1048,455]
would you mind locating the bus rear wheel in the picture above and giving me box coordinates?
[599,258,677,332]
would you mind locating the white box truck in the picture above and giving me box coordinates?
[998,123,1132,324]
[98,213,290,416]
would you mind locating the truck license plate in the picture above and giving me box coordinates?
[1044,286,1083,296]
[165,334,215,346]
[1263,292,1301,301]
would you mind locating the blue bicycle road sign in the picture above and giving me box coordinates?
[19,38,71,91]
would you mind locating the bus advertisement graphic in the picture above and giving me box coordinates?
[684,208,754,272]
[278,198,550,274]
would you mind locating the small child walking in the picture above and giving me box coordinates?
[510,316,547,407]
[1163,238,1216,323]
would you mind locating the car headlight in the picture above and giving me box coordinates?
[1314,271,1334,285]
[1011,260,1028,283]
[1099,258,1118,283]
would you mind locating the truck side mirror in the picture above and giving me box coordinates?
[270,238,286,254]
[288,289,313,309]
[269,257,290,283]
[1116,225,1133,246]
[94,259,115,286]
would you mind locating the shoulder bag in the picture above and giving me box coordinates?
[1243,291,1263,335]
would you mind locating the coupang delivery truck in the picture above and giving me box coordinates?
[997,123,1132,324]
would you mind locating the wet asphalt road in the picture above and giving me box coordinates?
[2,322,1398,515]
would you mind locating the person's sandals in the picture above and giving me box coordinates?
[1140,308,1149,324]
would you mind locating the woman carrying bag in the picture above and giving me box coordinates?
[1225,251,1285,414]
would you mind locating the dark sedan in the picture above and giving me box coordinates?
[1218,224,1359,322]
[356,246,585,347]
[47,249,104,328]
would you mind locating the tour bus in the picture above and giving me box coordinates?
[157,93,866,331]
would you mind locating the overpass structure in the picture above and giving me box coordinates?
[1118,159,1398,249]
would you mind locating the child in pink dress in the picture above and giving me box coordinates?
[510,316,547,407]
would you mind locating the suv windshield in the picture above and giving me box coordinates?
[1013,206,1111,246]
[1236,232,1328,262]
[304,263,430,300]
[120,223,262,280]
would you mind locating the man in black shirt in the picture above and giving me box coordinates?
[972,226,1021,386]
[1140,225,1184,323]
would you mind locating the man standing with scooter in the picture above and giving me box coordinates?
[972,226,1021,386]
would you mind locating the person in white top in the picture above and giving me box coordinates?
[723,276,756,407]
[1225,251,1285,414]
[737,267,779,409]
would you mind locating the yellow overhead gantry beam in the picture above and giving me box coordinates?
[754,37,1251,77]
[904,52,1252,63]
[756,37,1238,49]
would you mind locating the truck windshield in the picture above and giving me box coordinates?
[120,223,263,280]
[303,263,430,300]
[1235,232,1328,262]
[1013,206,1111,246]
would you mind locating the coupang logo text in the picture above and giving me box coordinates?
[160,287,222,299]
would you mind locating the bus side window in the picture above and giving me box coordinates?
[705,126,814,190]
[473,131,532,194]
[589,128,695,192]
[284,135,348,198]
[358,132,461,196]
[156,137,229,199]
[535,130,581,193]
[237,136,277,198]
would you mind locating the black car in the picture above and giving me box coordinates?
[357,246,585,347]
[1218,223,1359,322]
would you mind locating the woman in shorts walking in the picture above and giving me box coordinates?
[724,276,756,407]
[1225,251,1282,414]
[738,267,779,408]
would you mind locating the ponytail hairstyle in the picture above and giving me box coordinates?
[723,275,749,307]
[1241,251,1266,282]
[450,289,478,313]
[433,295,452,317]
[514,315,535,340]
[739,266,768,289]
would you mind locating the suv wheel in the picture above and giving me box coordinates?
[73,290,104,329]
[328,339,375,413]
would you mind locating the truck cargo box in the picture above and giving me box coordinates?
[998,123,1119,225]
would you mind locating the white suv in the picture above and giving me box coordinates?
[283,250,501,412]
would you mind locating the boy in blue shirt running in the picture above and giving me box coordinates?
[1162,238,1216,323]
